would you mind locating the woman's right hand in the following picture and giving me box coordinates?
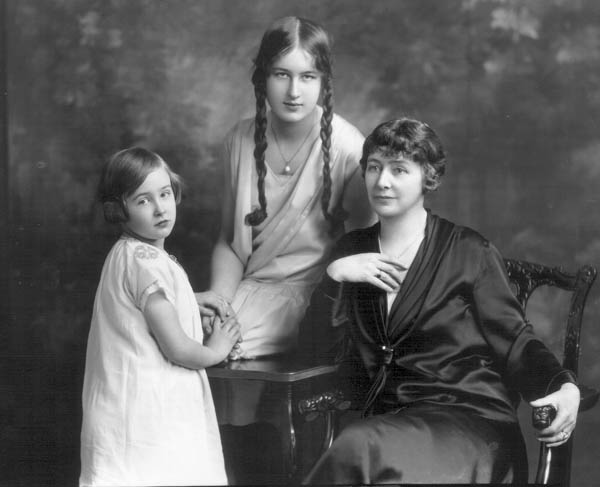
[205,315,242,363]
[326,253,406,292]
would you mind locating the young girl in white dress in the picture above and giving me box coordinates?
[80,147,240,486]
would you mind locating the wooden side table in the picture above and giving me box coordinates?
[206,356,341,482]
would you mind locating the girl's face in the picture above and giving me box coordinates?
[266,46,322,125]
[123,167,176,249]
[364,151,425,221]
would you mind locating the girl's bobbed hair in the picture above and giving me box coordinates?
[360,118,446,193]
[246,16,344,232]
[98,147,182,224]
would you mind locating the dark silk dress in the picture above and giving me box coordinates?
[303,213,575,485]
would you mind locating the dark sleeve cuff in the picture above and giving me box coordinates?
[506,333,575,401]
[545,369,578,395]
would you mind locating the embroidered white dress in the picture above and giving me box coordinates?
[80,237,227,486]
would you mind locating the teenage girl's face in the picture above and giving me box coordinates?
[266,46,322,125]
[364,151,426,221]
[123,167,176,249]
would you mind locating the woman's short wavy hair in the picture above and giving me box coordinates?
[360,118,446,193]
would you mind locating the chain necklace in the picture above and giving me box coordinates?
[378,231,424,263]
[271,121,317,174]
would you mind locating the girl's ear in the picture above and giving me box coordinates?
[103,200,127,224]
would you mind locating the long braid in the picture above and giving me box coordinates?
[320,75,345,234]
[245,81,269,226]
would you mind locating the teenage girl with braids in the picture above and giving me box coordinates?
[202,16,373,484]
[204,16,373,360]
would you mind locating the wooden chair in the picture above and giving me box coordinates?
[207,258,598,485]
[504,259,598,486]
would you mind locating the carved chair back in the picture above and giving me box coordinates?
[503,258,597,487]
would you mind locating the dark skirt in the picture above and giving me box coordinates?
[303,404,527,485]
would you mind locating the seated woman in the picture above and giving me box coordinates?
[303,118,580,485]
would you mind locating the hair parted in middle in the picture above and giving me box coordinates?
[245,16,344,230]
[98,146,183,224]
[360,118,447,193]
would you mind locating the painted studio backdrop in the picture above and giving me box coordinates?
[3,0,600,485]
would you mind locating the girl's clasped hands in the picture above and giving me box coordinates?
[197,290,242,359]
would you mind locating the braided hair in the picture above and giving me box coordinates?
[245,74,269,226]
[245,16,343,232]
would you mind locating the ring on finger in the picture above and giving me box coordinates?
[375,272,381,279]
[560,430,569,440]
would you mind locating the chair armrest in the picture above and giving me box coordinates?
[533,405,556,429]
[532,383,598,430]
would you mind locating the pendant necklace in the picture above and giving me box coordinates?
[271,121,317,175]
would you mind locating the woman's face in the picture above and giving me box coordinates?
[266,46,322,125]
[123,167,176,249]
[364,151,425,220]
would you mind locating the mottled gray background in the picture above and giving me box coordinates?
[3,0,600,485]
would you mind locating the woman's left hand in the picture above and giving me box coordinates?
[195,291,234,334]
[529,382,580,447]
